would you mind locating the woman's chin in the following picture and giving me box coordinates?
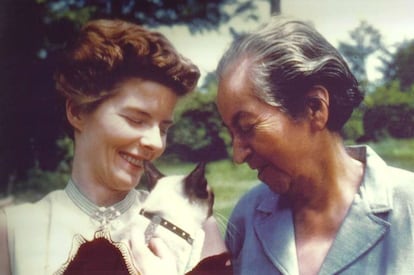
[258,167,291,194]
[113,170,142,190]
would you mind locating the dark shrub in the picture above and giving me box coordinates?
[363,104,414,140]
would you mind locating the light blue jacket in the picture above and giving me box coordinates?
[225,146,414,275]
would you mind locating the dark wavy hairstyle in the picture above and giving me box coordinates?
[217,16,363,131]
[55,19,200,112]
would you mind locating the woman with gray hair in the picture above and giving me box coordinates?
[216,16,414,274]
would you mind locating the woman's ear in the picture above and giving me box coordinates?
[66,100,84,132]
[305,85,329,130]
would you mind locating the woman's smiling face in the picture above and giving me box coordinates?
[71,77,178,192]
[217,60,312,194]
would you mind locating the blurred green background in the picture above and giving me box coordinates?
[1,1,414,232]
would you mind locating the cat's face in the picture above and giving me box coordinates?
[141,161,214,231]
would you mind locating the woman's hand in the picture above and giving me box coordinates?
[201,216,228,259]
[130,237,177,275]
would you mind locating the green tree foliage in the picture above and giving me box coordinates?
[360,82,414,141]
[337,21,384,141]
[338,21,383,86]
[339,25,414,142]
[166,74,229,162]
[365,81,414,107]
[43,0,259,33]
[342,108,364,141]
[381,39,414,91]
[0,0,261,195]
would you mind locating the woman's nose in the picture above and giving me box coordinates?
[232,136,250,164]
[140,126,164,152]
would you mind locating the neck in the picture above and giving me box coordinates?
[289,134,363,230]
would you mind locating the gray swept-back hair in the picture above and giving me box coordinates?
[216,16,363,131]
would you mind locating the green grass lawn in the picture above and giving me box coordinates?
[154,159,258,233]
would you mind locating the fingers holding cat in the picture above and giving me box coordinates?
[110,214,177,274]
[129,234,178,275]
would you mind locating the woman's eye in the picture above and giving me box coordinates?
[122,115,144,125]
[130,118,144,124]
[238,123,254,134]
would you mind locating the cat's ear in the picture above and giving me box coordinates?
[144,161,164,190]
[185,162,209,199]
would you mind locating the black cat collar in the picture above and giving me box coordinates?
[139,209,194,245]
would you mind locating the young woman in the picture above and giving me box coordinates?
[0,19,228,275]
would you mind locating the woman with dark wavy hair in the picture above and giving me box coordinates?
[216,16,414,274]
[0,19,228,275]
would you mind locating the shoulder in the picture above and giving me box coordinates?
[366,146,414,200]
[4,189,66,226]
[386,166,414,206]
[227,182,280,229]
[5,189,64,209]
[225,183,276,246]
[230,183,275,219]
[363,146,414,217]
[227,183,278,238]
[387,166,414,185]
[0,194,62,275]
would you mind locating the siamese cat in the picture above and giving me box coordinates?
[60,161,214,275]
[138,161,215,274]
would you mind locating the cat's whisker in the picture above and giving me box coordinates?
[212,211,240,243]
[213,212,230,232]
[213,212,240,241]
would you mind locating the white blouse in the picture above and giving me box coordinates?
[5,179,204,274]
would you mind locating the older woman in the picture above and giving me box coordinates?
[216,16,414,274]
[0,19,227,275]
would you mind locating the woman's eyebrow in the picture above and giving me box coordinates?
[123,107,174,125]
[122,107,150,117]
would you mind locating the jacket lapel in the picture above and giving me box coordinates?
[318,195,390,274]
[320,146,392,274]
[254,195,299,275]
